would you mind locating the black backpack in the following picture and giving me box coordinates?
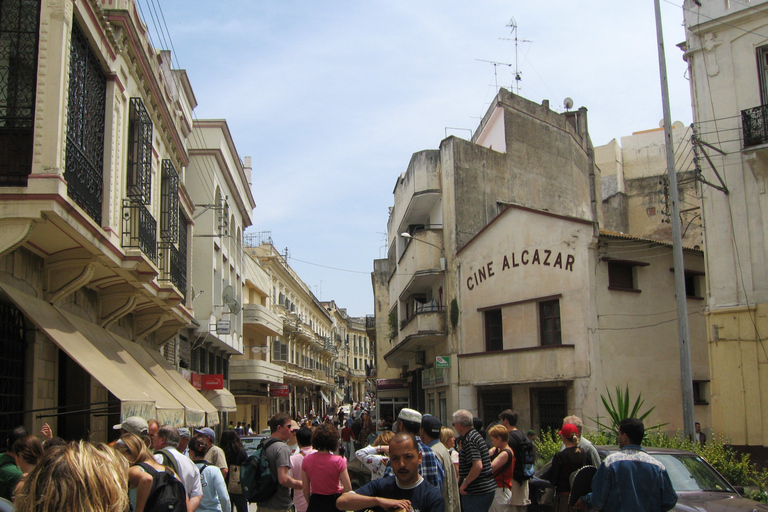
[241,437,281,503]
[155,448,181,477]
[510,430,535,482]
[137,462,187,512]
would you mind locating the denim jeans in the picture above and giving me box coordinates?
[461,490,495,512]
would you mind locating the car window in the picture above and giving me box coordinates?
[652,454,734,493]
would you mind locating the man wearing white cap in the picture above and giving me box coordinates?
[195,427,228,479]
[382,408,445,491]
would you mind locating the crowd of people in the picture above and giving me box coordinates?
[0,406,678,512]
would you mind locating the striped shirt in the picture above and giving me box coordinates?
[458,428,496,495]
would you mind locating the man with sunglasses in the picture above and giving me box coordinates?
[256,413,303,512]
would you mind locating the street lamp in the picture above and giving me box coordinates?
[400,232,445,270]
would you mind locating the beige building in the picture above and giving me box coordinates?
[374,88,709,433]
[683,0,768,456]
[596,124,702,247]
[0,0,219,440]
[182,121,257,422]
[240,243,339,420]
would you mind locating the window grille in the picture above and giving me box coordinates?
[65,22,106,224]
[127,98,152,203]
[0,0,40,186]
[160,159,179,242]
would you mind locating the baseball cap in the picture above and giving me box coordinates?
[559,423,579,438]
[178,428,191,439]
[289,420,300,432]
[113,416,148,436]
[421,415,442,438]
[397,408,422,424]
[195,427,215,441]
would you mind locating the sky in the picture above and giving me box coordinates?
[140,1,693,317]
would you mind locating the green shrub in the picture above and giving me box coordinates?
[534,428,561,469]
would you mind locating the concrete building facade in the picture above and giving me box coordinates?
[683,0,768,456]
[374,88,709,433]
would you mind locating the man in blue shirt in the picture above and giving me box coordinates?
[576,418,677,512]
[336,432,444,512]
[382,408,445,491]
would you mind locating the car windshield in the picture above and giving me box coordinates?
[652,454,734,493]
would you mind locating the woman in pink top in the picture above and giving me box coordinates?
[301,423,351,512]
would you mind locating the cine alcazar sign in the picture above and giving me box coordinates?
[465,248,577,291]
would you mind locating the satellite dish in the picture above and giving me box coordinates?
[222,285,241,314]
[563,97,574,110]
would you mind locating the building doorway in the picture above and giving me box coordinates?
[58,351,91,440]
[478,388,512,429]
[0,302,26,442]
[532,387,567,434]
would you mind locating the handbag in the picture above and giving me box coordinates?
[541,486,555,506]
[228,463,242,494]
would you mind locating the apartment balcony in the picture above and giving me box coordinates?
[395,230,445,300]
[393,150,442,234]
[157,242,186,303]
[229,359,284,384]
[458,344,581,386]
[385,308,447,368]
[242,303,282,337]
[350,368,366,379]
[743,105,768,149]
[122,199,158,265]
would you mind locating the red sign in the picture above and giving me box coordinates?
[188,372,202,390]
[270,384,290,397]
[376,379,409,390]
[202,374,224,390]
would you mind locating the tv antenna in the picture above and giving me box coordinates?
[500,17,532,95]
[476,59,513,91]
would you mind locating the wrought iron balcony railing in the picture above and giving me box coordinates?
[158,242,187,297]
[742,104,768,148]
[122,199,157,263]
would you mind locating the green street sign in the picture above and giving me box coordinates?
[436,356,450,368]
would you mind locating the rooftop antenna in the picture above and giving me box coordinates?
[476,59,513,91]
[500,17,532,95]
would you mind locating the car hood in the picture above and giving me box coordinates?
[675,492,768,512]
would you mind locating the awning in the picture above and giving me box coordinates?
[104,328,214,427]
[201,388,237,413]
[319,390,330,405]
[334,389,344,402]
[0,277,218,427]
[0,278,175,423]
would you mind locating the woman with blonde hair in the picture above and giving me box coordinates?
[15,441,129,512]
[114,433,186,512]
[355,430,395,480]
[548,423,585,512]
[440,427,460,478]
[487,425,515,512]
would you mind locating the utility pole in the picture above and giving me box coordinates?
[654,0,695,440]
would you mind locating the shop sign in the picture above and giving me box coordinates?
[202,374,224,390]
[376,379,409,390]
[422,367,449,389]
[183,371,203,390]
[270,384,290,397]
[216,320,231,335]
[436,356,450,368]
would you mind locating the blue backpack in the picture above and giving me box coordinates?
[241,437,281,503]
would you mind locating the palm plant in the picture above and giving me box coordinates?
[591,385,668,438]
